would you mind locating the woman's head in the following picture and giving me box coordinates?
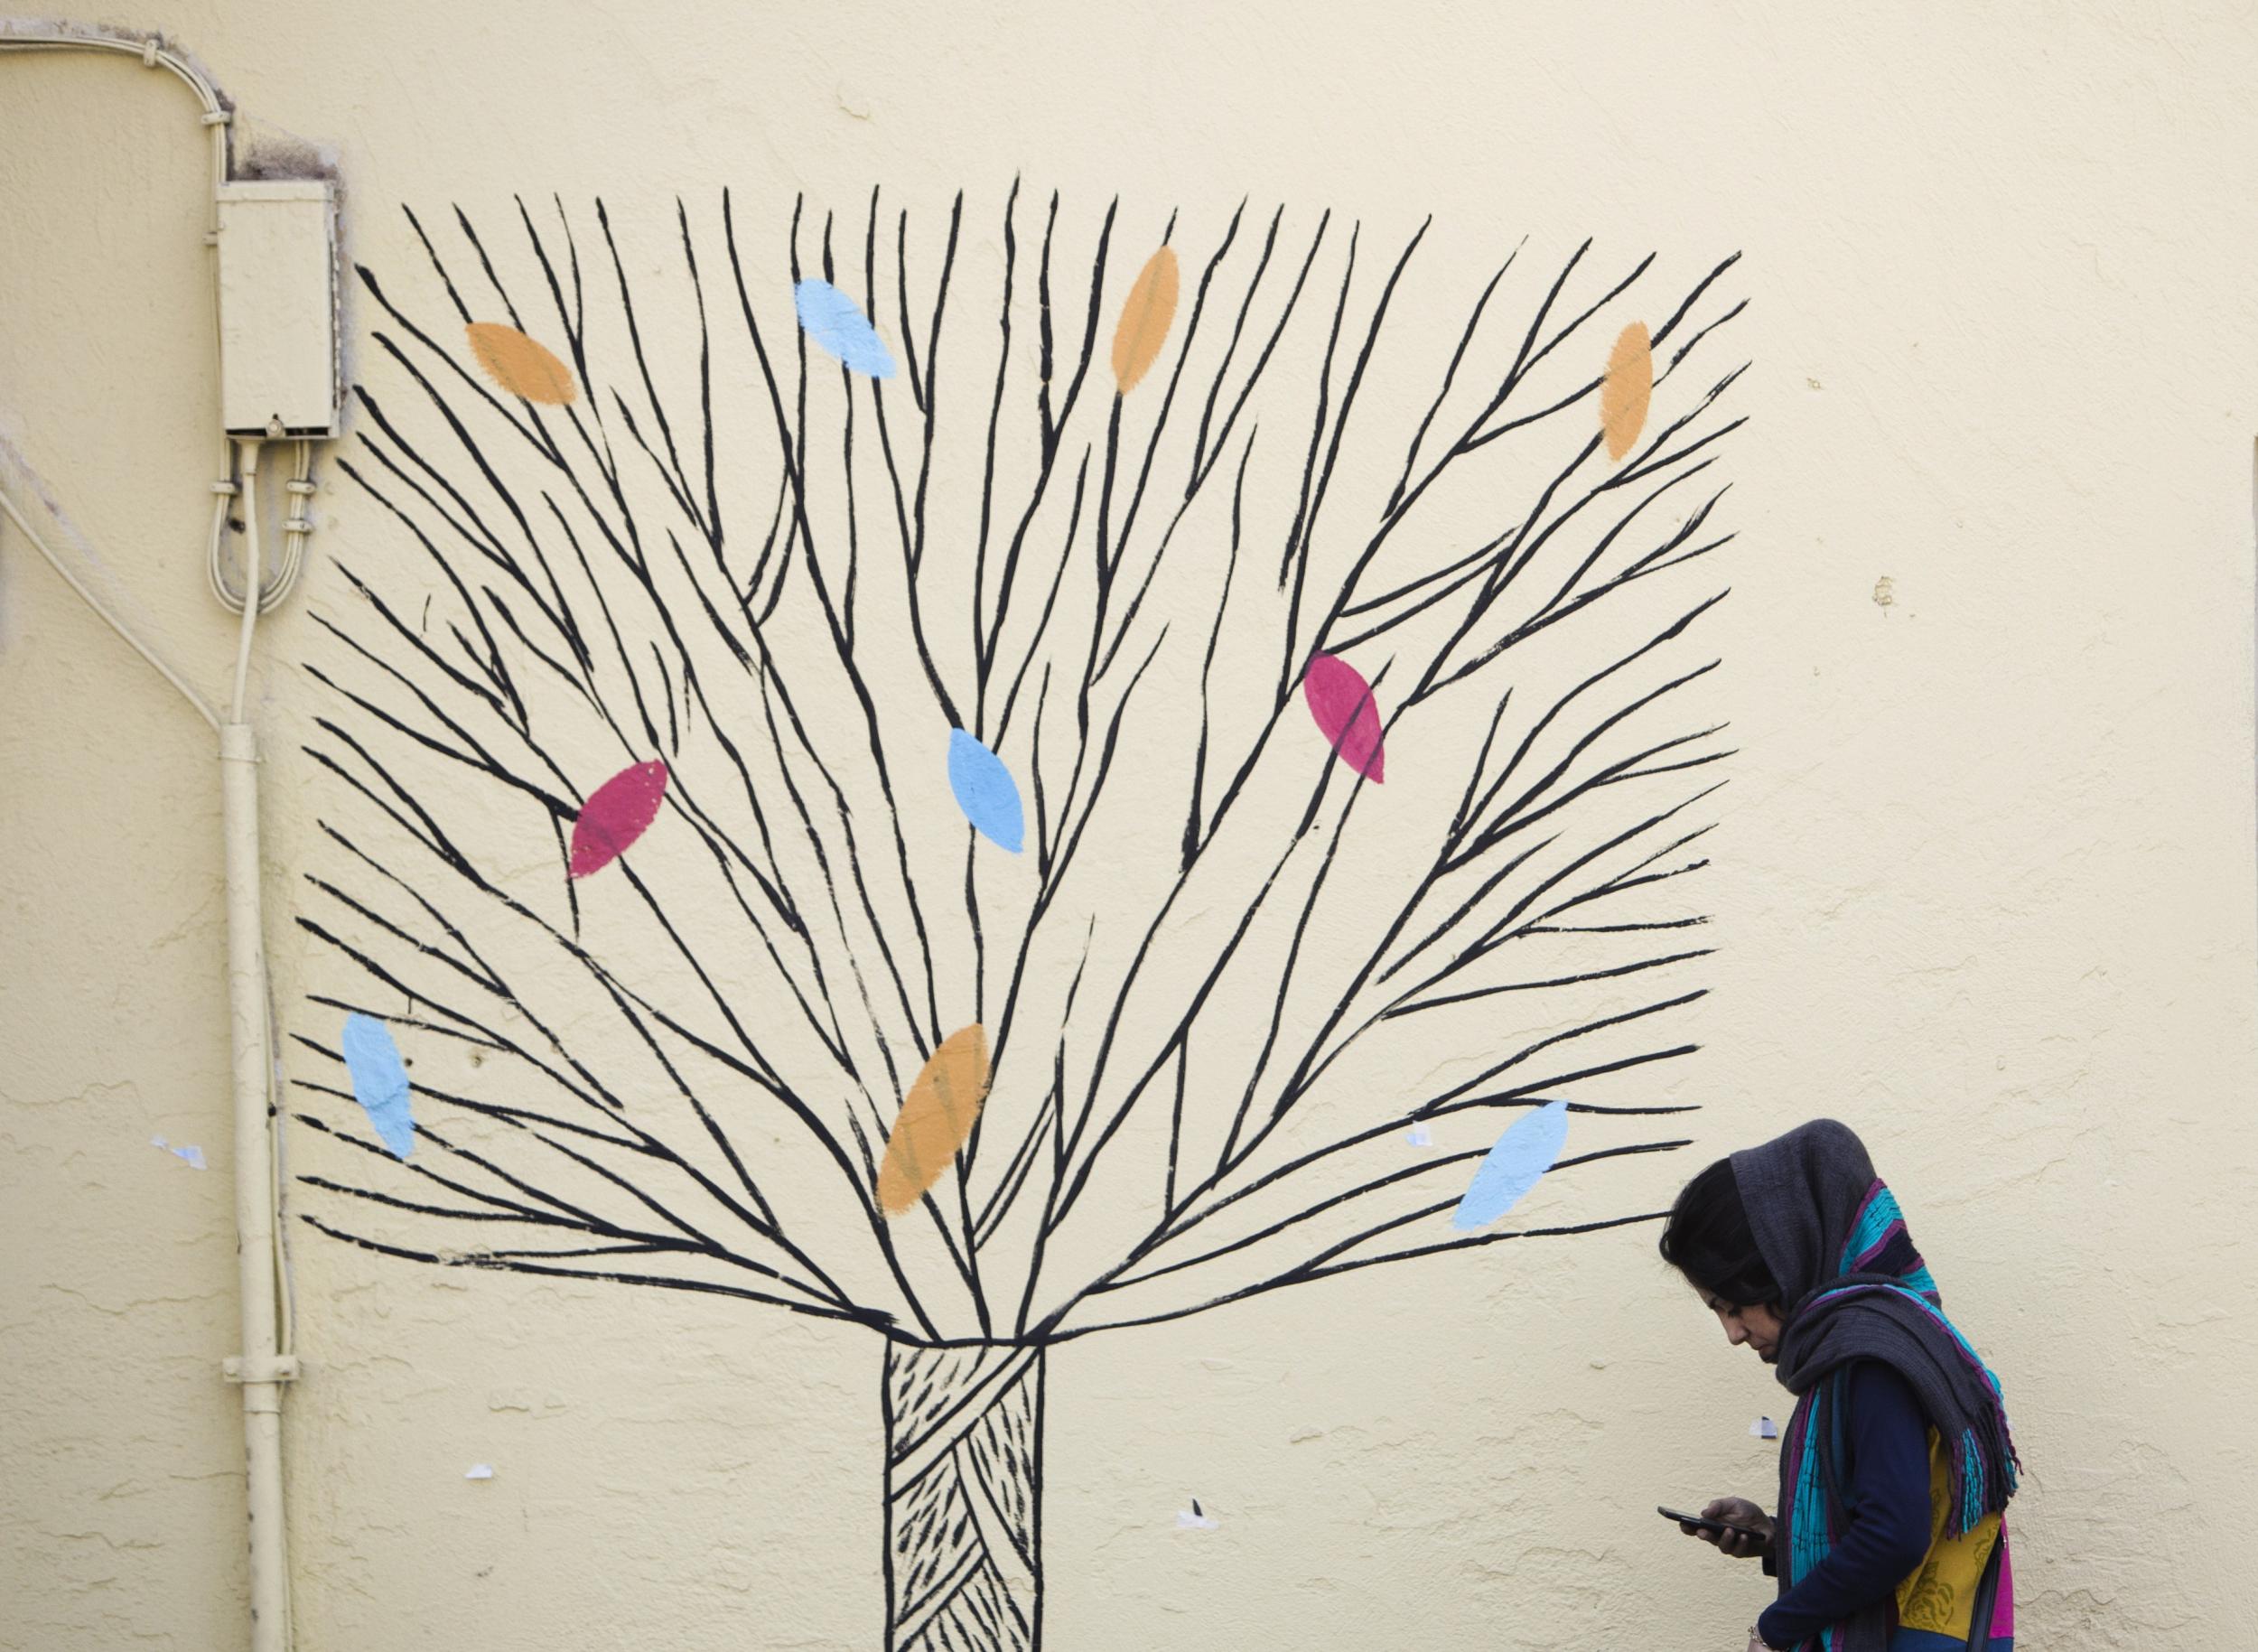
[1660,1157,1786,1362]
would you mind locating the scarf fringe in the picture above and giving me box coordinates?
[1959,1430,1984,1535]
[1950,1406,2020,1537]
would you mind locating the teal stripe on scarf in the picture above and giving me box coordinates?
[1838,1184,1899,1269]
[1837,1183,1942,1301]
[1788,1384,1833,1588]
[1960,1431,1985,1532]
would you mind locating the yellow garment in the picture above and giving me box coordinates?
[1895,1429,2001,1638]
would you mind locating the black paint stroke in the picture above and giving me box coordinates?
[302,187,1749,1652]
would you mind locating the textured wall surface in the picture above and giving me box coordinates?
[5,4,2256,1648]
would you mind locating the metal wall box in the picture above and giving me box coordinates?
[216,181,340,437]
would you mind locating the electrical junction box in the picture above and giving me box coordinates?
[216,181,341,437]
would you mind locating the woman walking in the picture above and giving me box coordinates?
[1659,1119,2019,1651]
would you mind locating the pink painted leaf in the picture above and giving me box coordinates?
[569,760,669,878]
[1302,654,1386,782]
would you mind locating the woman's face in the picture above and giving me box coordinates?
[1694,1284,1785,1363]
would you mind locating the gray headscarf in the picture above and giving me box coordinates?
[1730,1119,2018,1530]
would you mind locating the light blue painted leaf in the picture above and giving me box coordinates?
[341,1012,415,1160]
[794,278,897,378]
[947,729,1024,854]
[1451,1099,1569,1230]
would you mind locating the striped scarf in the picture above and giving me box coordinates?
[1732,1124,2020,1651]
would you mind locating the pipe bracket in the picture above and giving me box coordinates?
[224,1355,302,1386]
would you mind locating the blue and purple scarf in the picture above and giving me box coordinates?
[1733,1122,2020,1652]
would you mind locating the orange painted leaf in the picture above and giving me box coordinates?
[1110,247,1180,396]
[1600,321,1651,462]
[877,1025,990,1217]
[466,322,578,406]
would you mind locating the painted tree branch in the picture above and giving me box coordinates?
[300,186,1746,1359]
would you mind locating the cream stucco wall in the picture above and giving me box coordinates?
[5,4,2256,1647]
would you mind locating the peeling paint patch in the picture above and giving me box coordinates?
[149,1135,207,1170]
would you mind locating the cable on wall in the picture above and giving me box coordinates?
[2,28,252,605]
[0,484,223,730]
[0,28,326,1652]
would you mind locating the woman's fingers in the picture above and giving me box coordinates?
[1689,1497,1771,1558]
[1675,1497,1771,1559]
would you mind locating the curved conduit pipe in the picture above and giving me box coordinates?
[0,27,302,1652]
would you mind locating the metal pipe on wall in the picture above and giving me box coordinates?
[0,29,305,1651]
[222,710,294,1652]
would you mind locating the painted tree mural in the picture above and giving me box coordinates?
[296,183,1746,1649]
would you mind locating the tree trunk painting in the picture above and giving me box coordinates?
[885,1344,1044,1651]
[297,182,1747,1641]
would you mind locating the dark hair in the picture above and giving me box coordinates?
[1658,1157,1779,1308]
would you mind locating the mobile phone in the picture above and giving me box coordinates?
[1657,1505,1766,1540]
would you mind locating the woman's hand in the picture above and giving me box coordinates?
[1678,1497,1772,1559]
